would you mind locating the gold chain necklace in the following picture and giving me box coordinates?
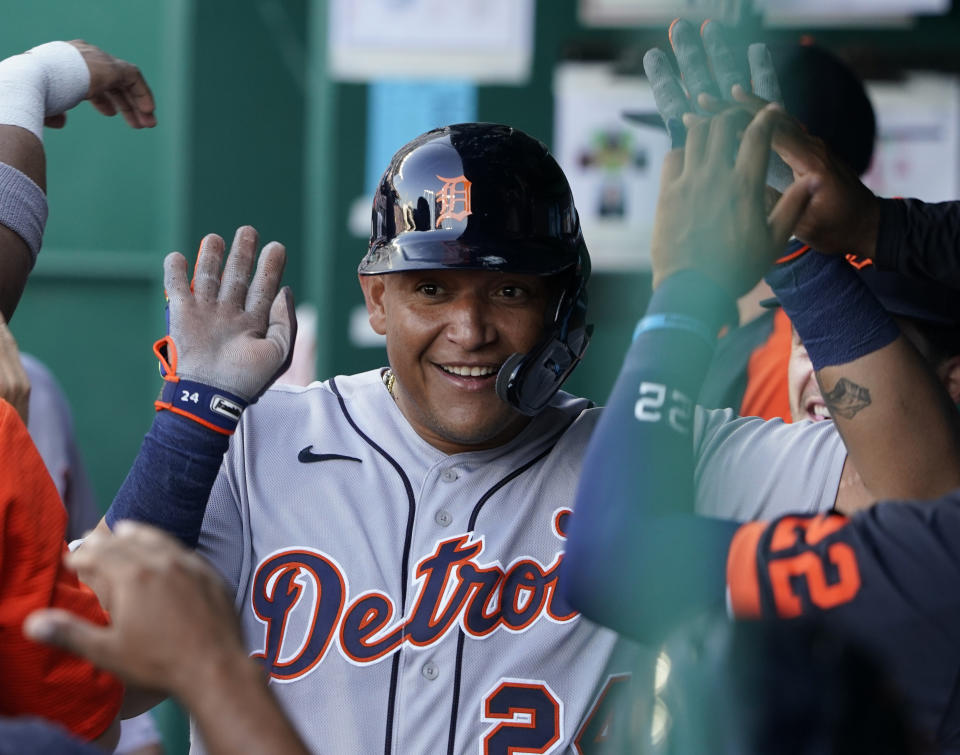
[382,368,397,401]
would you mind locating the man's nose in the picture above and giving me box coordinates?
[445,295,496,350]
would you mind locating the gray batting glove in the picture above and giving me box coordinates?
[643,18,793,191]
[162,226,295,404]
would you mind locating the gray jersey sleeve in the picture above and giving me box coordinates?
[693,407,845,521]
[197,469,245,597]
[21,353,100,539]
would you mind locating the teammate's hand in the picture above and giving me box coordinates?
[730,86,882,260]
[650,105,818,297]
[43,41,157,130]
[23,521,247,696]
[0,313,30,424]
[643,19,792,190]
[164,226,295,402]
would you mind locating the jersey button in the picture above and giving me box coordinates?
[435,509,452,527]
[440,468,459,482]
[421,662,439,681]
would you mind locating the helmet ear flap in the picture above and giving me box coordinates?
[495,281,592,416]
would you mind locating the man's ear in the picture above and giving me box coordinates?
[937,354,960,405]
[358,274,387,335]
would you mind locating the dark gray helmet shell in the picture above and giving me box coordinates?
[360,123,589,279]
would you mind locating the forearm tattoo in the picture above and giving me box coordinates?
[822,377,872,420]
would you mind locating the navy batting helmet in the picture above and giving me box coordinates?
[360,123,592,416]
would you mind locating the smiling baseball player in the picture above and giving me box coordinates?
[206,125,640,754]
[105,124,641,754]
[98,114,876,750]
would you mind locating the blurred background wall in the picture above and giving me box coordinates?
[4,0,960,750]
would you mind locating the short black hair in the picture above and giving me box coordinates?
[770,44,877,177]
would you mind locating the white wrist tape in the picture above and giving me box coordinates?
[0,41,89,141]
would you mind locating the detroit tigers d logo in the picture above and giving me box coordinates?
[435,174,472,226]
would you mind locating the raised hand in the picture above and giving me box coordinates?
[61,41,156,129]
[162,225,295,403]
[0,41,156,318]
[651,105,818,296]
[643,19,792,190]
[730,86,882,259]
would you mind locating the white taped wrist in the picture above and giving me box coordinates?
[0,42,89,141]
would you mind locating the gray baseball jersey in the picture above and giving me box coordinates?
[195,369,644,754]
[693,407,845,521]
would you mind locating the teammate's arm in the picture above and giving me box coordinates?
[821,336,960,507]
[26,522,310,755]
[647,20,960,510]
[94,226,295,549]
[764,244,960,510]
[563,106,817,640]
[0,123,39,319]
[0,40,154,320]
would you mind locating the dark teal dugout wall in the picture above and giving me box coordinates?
[4,1,960,752]
[1,1,192,509]
[2,0,310,509]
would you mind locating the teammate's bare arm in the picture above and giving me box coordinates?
[0,41,155,320]
[25,522,309,755]
[0,39,155,751]
[0,124,39,318]
[818,338,960,509]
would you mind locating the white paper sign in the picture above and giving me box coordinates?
[760,0,948,25]
[580,0,724,26]
[862,74,960,203]
[328,0,534,83]
[554,63,671,270]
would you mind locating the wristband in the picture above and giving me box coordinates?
[633,313,718,349]
[0,162,47,264]
[765,250,899,370]
[0,42,89,141]
[152,335,248,435]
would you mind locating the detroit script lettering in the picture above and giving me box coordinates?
[250,510,576,681]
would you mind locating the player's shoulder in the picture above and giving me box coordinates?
[536,389,601,450]
[692,405,841,452]
[232,370,386,444]
[19,352,57,390]
[863,491,960,540]
[252,369,384,412]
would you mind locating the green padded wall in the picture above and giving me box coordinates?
[1,0,192,506]
[5,2,960,753]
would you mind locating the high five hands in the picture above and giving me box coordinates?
[651,105,819,296]
[644,19,881,261]
[163,226,296,406]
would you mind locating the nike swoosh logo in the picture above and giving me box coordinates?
[298,446,362,464]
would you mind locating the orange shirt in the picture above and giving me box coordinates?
[0,399,121,740]
[740,307,793,422]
